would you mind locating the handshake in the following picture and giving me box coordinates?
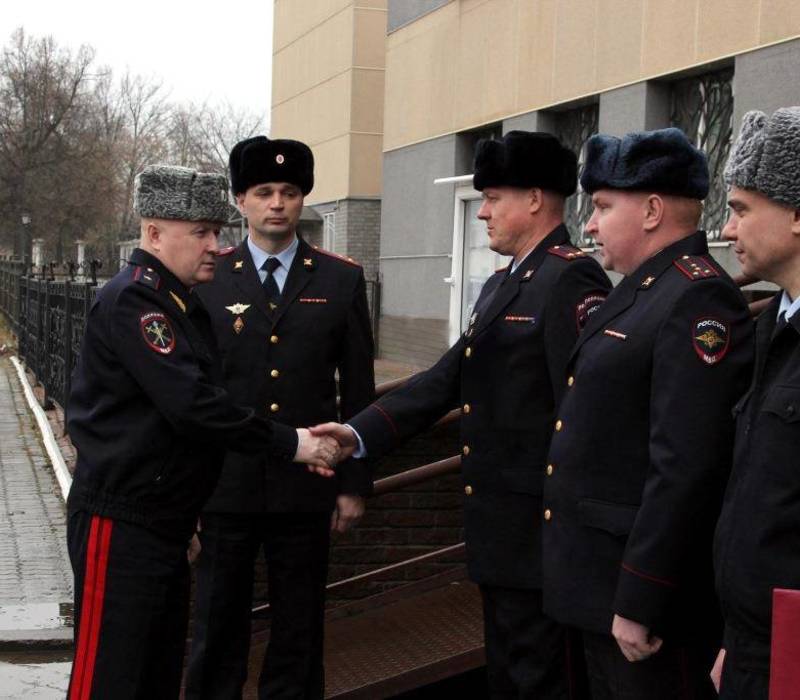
[294,423,360,477]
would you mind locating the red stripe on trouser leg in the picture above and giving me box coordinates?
[69,515,100,700]
[69,516,113,700]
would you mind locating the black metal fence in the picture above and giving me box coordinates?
[0,257,100,409]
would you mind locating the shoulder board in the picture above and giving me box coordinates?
[216,246,236,257]
[673,255,720,281]
[133,266,161,290]
[312,246,362,267]
[547,244,586,261]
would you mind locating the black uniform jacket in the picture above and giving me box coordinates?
[67,249,299,541]
[714,295,800,672]
[542,231,754,639]
[195,237,375,513]
[349,225,612,588]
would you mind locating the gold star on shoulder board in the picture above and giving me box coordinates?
[225,303,251,315]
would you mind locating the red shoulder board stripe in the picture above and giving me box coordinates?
[216,246,236,257]
[673,255,720,280]
[313,246,362,267]
[547,244,586,260]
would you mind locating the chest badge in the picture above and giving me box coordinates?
[225,303,251,315]
[233,317,245,334]
[693,317,730,365]
[140,312,175,354]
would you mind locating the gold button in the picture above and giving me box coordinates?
[270,369,280,378]
[555,419,563,431]
[462,445,470,456]
[270,403,280,413]
[567,376,574,387]
[465,347,472,358]
[544,509,552,521]
[464,485,473,496]
[270,335,279,344]
[546,464,554,476]
[463,403,471,414]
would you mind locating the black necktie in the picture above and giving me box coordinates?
[261,257,281,306]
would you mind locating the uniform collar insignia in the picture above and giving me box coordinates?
[303,258,313,267]
[641,275,656,289]
[169,291,186,313]
[225,303,251,315]
[523,269,534,280]
[233,260,244,271]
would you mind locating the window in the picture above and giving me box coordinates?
[670,68,734,239]
[556,104,599,246]
[447,186,511,344]
[322,211,336,251]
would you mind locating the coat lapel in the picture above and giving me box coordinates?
[271,238,315,327]
[470,225,571,339]
[570,231,710,362]
[229,239,276,322]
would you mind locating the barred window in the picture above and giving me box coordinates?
[556,103,599,246]
[323,211,336,251]
[670,68,734,240]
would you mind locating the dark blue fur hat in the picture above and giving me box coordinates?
[580,127,709,199]
[230,136,314,196]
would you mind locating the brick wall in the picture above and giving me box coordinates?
[334,198,382,282]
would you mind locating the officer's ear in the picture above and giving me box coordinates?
[642,194,665,232]
[527,187,544,215]
[235,193,247,216]
[142,220,164,252]
[791,207,800,237]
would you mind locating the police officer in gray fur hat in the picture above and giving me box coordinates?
[712,107,800,699]
[66,164,341,699]
[541,128,753,699]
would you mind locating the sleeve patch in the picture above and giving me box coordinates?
[140,312,176,355]
[576,293,607,330]
[673,255,720,280]
[693,317,729,365]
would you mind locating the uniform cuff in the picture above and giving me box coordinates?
[347,404,398,461]
[613,562,676,629]
[269,421,300,462]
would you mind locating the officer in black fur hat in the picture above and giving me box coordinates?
[66,164,340,699]
[186,137,375,699]
[541,128,754,698]
[312,130,612,699]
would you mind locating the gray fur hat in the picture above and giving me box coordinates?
[134,165,230,224]
[725,107,800,209]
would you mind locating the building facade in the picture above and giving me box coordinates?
[273,0,800,367]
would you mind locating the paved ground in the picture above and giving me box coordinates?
[0,353,73,697]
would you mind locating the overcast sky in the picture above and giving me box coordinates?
[2,0,274,129]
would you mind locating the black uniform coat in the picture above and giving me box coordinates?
[714,295,800,673]
[349,225,612,588]
[67,249,298,541]
[195,237,375,513]
[542,231,754,639]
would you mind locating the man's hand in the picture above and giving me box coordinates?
[710,648,726,693]
[295,428,339,477]
[309,422,358,461]
[612,614,663,662]
[187,533,202,565]
[331,494,365,534]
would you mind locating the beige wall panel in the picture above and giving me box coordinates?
[306,135,352,205]
[271,72,352,146]
[516,0,558,111]
[454,0,518,125]
[274,0,352,52]
[595,0,644,87]
[348,133,384,196]
[351,69,386,133]
[697,0,760,61]
[356,0,388,8]
[552,0,598,103]
[759,0,800,44]
[272,9,354,106]
[640,0,698,77]
[384,7,459,149]
[353,6,388,68]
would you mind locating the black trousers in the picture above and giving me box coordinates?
[186,512,330,700]
[67,511,190,700]
[582,631,717,700]
[480,585,588,700]
[718,645,769,700]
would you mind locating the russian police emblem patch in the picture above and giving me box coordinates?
[693,317,729,365]
[140,312,176,355]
